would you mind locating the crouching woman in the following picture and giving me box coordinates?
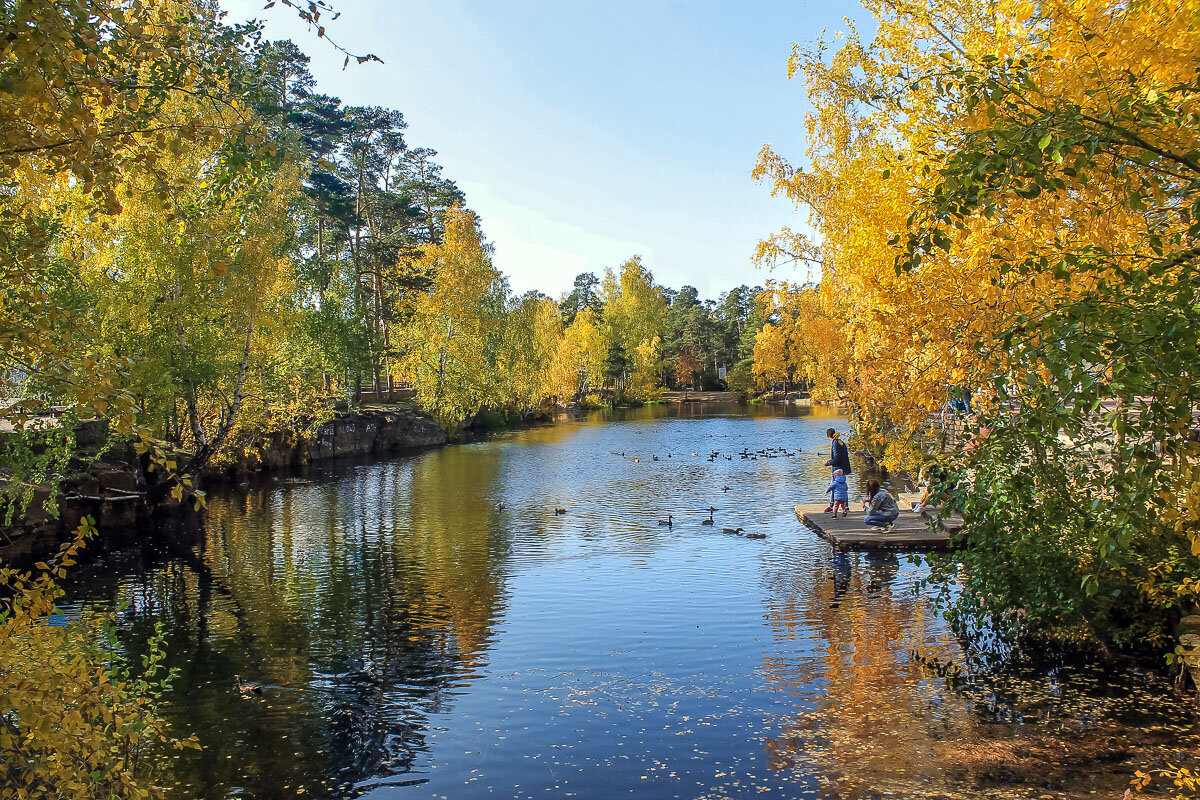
[862,480,899,528]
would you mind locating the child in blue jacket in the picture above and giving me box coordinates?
[826,468,849,517]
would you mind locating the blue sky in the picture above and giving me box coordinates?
[220,0,867,299]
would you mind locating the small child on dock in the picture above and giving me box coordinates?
[825,469,849,517]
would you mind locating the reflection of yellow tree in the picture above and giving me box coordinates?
[753,551,1187,798]
[401,446,509,667]
[201,484,347,687]
[198,445,510,676]
[165,447,511,796]
[757,554,987,796]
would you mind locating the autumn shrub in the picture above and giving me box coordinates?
[724,363,756,399]
[923,272,1200,649]
[0,520,196,800]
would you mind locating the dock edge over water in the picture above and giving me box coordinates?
[795,503,960,552]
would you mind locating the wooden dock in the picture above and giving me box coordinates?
[794,503,961,552]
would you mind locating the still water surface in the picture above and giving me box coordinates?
[62,404,1198,799]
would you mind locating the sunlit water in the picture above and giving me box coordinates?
[61,404,1199,799]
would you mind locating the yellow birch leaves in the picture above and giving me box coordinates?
[400,206,503,427]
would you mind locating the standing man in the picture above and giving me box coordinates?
[823,427,852,513]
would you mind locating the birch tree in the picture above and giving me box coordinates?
[399,206,502,427]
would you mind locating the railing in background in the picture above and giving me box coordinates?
[355,386,416,404]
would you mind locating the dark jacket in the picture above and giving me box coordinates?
[826,438,852,474]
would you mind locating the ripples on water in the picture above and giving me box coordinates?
[60,404,1199,799]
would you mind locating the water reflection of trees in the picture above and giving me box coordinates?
[59,405,1200,800]
[69,446,511,799]
[759,547,994,797]
[757,548,1200,798]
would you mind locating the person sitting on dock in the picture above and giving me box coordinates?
[913,464,951,512]
[861,480,900,528]
[825,469,849,517]
[823,428,853,512]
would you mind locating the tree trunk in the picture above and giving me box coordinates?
[185,382,208,456]
[183,312,256,477]
[435,317,453,407]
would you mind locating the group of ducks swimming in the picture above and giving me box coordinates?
[492,449,769,537]
[655,509,766,538]
[735,446,799,461]
[494,503,766,538]
[519,449,772,538]
[633,447,769,537]
[612,446,800,464]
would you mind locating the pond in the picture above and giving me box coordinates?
[61,403,1199,799]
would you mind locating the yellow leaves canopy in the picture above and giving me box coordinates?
[757,0,1200,435]
[400,205,503,426]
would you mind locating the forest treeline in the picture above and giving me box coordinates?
[754,0,1200,668]
[0,4,789,492]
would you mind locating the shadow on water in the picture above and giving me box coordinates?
[59,403,1199,799]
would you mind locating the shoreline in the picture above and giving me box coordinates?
[0,397,838,563]
[0,404,448,563]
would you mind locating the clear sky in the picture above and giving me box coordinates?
[219,0,866,300]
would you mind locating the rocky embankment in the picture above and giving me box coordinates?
[211,405,446,477]
[0,406,446,561]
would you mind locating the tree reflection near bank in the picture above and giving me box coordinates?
[67,445,511,800]
[759,547,984,796]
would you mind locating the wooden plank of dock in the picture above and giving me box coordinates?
[794,503,955,552]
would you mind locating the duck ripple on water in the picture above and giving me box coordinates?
[233,675,263,697]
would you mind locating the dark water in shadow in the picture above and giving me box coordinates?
[60,404,1199,799]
